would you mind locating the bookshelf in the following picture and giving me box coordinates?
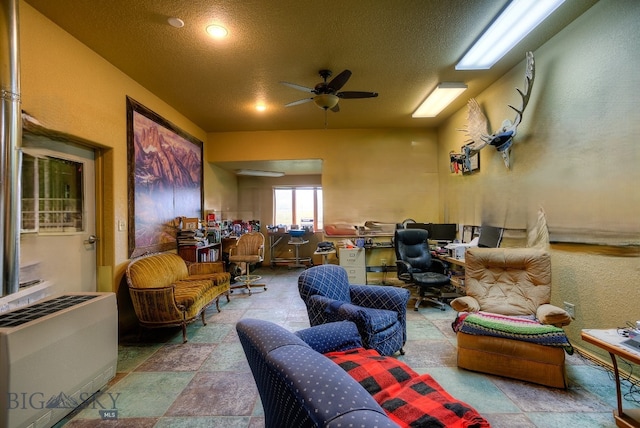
[177,223,222,263]
[178,243,220,263]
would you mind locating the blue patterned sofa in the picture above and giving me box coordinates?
[237,319,398,427]
[236,319,489,428]
[298,264,410,356]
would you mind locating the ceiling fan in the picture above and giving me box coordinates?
[281,69,378,112]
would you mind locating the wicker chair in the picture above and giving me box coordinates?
[228,232,266,295]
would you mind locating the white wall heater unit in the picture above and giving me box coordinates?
[0,292,118,428]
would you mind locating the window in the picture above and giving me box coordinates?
[274,186,323,230]
[21,153,85,233]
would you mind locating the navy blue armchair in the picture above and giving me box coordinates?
[298,264,409,356]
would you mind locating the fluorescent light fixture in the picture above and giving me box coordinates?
[412,82,468,118]
[456,0,565,70]
[236,169,284,177]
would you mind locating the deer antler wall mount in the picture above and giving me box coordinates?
[451,51,535,172]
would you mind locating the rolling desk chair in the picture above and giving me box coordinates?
[394,228,451,311]
[228,232,266,295]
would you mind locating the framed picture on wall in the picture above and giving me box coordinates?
[126,97,203,257]
[461,143,480,174]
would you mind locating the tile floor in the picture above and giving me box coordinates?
[57,266,639,427]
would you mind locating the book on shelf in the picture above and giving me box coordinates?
[178,240,207,247]
[178,229,204,237]
[178,227,207,245]
[198,248,219,263]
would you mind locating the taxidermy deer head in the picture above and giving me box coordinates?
[457,51,535,170]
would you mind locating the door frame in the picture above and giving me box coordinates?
[22,121,112,291]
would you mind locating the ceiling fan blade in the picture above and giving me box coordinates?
[337,91,379,99]
[284,98,313,107]
[280,81,315,93]
[330,103,340,113]
[327,69,352,92]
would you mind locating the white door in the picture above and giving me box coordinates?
[19,138,97,294]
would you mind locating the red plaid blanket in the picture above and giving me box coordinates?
[325,348,490,428]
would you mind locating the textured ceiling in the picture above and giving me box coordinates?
[25,0,597,134]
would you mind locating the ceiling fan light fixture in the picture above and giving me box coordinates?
[412,82,467,118]
[456,0,565,70]
[313,94,339,110]
[236,169,285,177]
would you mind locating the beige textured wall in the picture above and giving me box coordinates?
[204,163,238,217]
[235,174,322,262]
[18,0,640,360]
[207,128,441,225]
[19,2,208,290]
[438,0,640,357]
[440,0,640,242]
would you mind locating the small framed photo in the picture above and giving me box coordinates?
[183,218,199,230]
[461,144,480,174]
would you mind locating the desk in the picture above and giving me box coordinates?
[435,254,466,293]
[581,329,640,427]
[363,242,396,284]
[269,231,313,267]
[324,234,395,284]
[268,231,286,250]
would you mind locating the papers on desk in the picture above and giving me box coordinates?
[583,329,640,358]
[444,237,479,260]
[340,239,356,248]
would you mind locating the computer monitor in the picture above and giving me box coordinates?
[427,223,457,242]
[405,222,457,242]
[477,225,504,248]
[405,222,430,231]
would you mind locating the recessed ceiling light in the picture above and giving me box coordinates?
[206,24,228,39]
[167,17,184,28]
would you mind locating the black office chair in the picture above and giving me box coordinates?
[394,228,451,311]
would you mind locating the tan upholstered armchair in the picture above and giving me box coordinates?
[450,248,572,388]
[228,232,266,295]
[451,248,572,327]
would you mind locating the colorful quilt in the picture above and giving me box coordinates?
[325,348,490,428]
[452,311,573,354]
